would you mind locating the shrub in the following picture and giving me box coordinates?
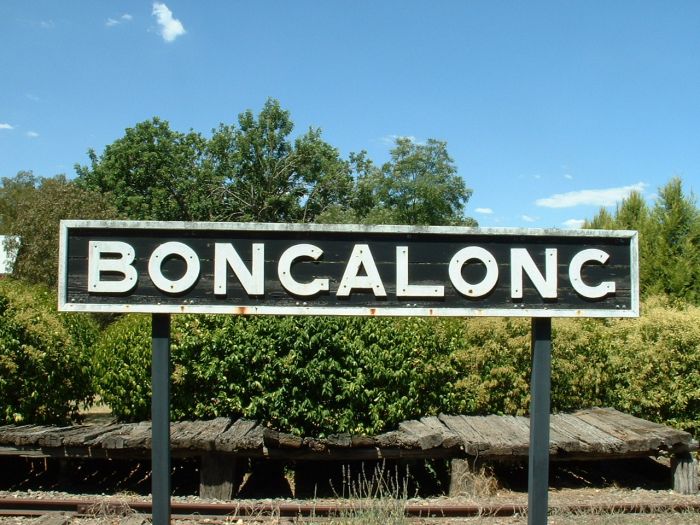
[0,279,98,424]
[174,315,460,435]
[95,315,458,435]
[551,317,619,412]
[92,314,152,421]
[93,299,700,438]
[607,297,700,435]
[450,317,532,415]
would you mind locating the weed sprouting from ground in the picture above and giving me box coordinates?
[309,462,413,525]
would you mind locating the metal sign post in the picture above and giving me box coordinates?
[151,313,171,525]
[528,318,552,525]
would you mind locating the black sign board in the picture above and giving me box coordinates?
[58,220,638,317]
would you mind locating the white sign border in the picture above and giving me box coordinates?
[58,220,639,318]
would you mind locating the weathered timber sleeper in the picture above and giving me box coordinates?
[0,408,696,497]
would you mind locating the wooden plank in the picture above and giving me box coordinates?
[457,415,503,456]
[0,410,692,469]
[484,415,530,456]
[169,420,196,449]
[62,424,123,447]
[461,416,520,456]
[97,423,142,449]
[438,414,488,455]
[170,421,200,449]
[549,414,593,455]
[122,422,152,449]
[37,426,90,447]
[421,416,461,449]
[324,433,352,448]
[578,408,696,451]
[574,408,666,454]
[398,419,444,450]
[350,435,377,448]
[215,419,262,452]
[302,437,328,452]
[172,419,231,449]
[190,418,233,451]
[375,430,420,449]
[237,424,264,450]
[264,429,304,449]
[0,425,40,445]
[16,426,56,446]
[551,413,626,454]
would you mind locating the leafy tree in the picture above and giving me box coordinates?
[6,175,119,288]
[376,137,474,225]
[76,100,474,227]
[583,207,617,230]
[0,171,38,234]
[319,138,476,226]
[208,99,353,223]
[584,178,700,303]
[0,279,98,424]
[614,191,649,230]
[645,178,700,302]
[75,118,216,221]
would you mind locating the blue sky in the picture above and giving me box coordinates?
[1,1,698,229]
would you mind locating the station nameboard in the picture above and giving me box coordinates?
[58,220,639,317]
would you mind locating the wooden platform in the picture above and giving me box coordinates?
[0,408,697,495]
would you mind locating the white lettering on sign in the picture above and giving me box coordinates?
[569,248,616,298]
[278,243,330,296]
[87,241,138,293]
[337,244,387,297]
[214,243,264,296]
[396,246,445,297]
[448,246,499,298]
[511,248,557,299]
[84,240,619,301]
[148,241,200,294]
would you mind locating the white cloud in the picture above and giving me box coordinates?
[475,207,493,214]
[39,20,55,29]
[107,14,133,27]
[26,93,41,102]
[564,173,573,180]
[535,182,647,209]
[152,3,186,42]
[0,123,14,130]
[563,219,585,229]
[521,214,537,223]
[26,131,39,138]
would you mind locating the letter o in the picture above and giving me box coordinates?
[148,242,200,294]
[449,246,499,297]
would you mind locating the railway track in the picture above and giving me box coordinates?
[1,497,700,520]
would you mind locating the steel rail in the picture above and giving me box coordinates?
[1,497,700,519]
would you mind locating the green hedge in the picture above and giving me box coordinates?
[604,298,700,435]
[449,300,700,436]
[94,315,458,435]
[93,299,700,437]
[0,279,98,424]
